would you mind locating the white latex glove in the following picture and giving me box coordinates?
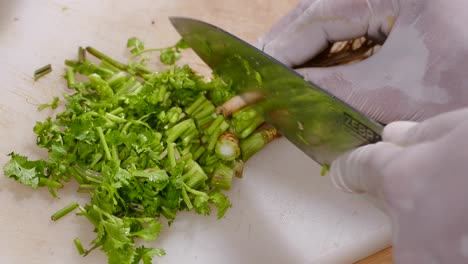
[257,0,468,124]
[330,107,468,263]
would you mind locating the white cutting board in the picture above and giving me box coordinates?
[0,0,392,263]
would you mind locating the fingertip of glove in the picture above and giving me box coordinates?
[382,121,418,145]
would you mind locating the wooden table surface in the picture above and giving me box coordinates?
[357,247,393,264]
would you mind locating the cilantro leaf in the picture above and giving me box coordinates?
[160,48,181,65]
[210,191,232,219]
[3,153,45,189]
[133,246,166,264]
[127,37,145,55]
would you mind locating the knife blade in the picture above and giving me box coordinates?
[169,16,383,165]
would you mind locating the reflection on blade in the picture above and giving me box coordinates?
[169,17,383,165]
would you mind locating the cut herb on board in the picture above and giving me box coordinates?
[3,37,279,264]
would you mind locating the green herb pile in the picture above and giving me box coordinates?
[3,38,279,264]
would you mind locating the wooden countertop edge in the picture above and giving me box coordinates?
[355,247,393,264]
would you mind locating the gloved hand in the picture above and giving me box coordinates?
[257,0,468,124]
[329,107,468,263]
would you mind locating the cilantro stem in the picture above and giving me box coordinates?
[207,121,229,151]
[129,47,168,60]
[210,163,233,190]
[132,63,154,75]
[193,103,215,120]
[74,238,86,255]
[197,115,214,128]
[240,127,280,161]
[34,64,52,81]
[215,132,240,161]
[65,68,75,89]
[105,113,127,123]
[109,107,124,115]
[166,119,194,143]
[167,142,176,169]
[185,96,206,115]
[183,183,208,198]
[51,202,79,221]
[85,175,102,184]
[100,60,120,73]
[68,167,85,185]
[107,72,127,88]
[239,117,264,139]
[191,100,212,116]
[192,146,206,161]
[206,115,224,136]
[39,178,62,188]
[78,47,86,63]
[86,46,127,71]
[181,187,193,209]
[77,184,96,193]
[96,127,112,160]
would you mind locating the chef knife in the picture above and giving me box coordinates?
[169,17,383,165]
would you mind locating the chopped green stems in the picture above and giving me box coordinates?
[116,77,137,95]
[109,107,124,115]
[105,113,127,123]
[182,161,208,189]
[68,167,85,184]
[100,60,120,73]
[166,119,195,142]
[73,165,102,181]
[239,117,265,139]
[207,121,229,151]
[86,46,127,70]
[240,127,280,161]
[132,63,154,75]
[167,142,176,169]
[89,153,103,168]
[38,97,59,111]
[177,153,192,163]
[193,103,215,120]
[215,132,240,161]
[107,72,127,87]
[74,238,86,255]
[158,149,168,160]
[65,59,78,67]
[130,47,168,60]
[191,100,211,115]
[197,115,214,127]
[192,146,206,161]
[51,202,79,221]
[77,184,97,193]
[111,145,119,163]
[210,163,233,190]
[48,186,58,198]
[34,64,52,81]
[185,96,206,115]
[78,47,86,63]
[96,127,112,160]
[205,155,219,167]
[181,128,198,146]
[233,160,245,178]
[181,187,193,209]
[65,68,75,88]
[85,176,102,184]
[206,115,224,135]
[39,178,62,188]
[182,183,208,197]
